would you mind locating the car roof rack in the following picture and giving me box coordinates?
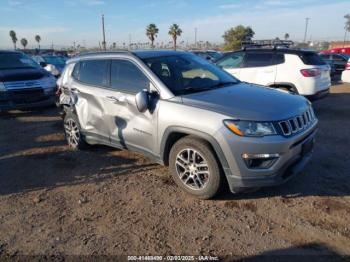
[241,40,294,50]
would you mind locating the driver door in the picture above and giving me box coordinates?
[105,59,159,155]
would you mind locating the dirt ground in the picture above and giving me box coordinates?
[0,83,349,261]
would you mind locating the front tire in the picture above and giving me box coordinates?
[63,111,87,150]
[169,136,224,199]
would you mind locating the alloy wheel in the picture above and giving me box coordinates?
[64,119,80,148]
[175,148,210,190]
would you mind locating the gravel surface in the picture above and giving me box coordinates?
[0,83,349,261]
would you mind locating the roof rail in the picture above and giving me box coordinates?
[241,39,294,50]
[75,50,131,58]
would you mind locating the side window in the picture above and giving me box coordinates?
[111,60,149,94]
[78,60,109,86]
[273,53,285,65]
[217,53,244,69]
[72,62,80,80]
[243,52,273,68]
[333,55,345,62]
[320,54,331,60]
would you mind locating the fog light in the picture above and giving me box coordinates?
[242,153,280,169]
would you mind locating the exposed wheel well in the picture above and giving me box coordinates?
[269,83,299,94]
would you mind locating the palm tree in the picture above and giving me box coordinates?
[9,30,17,50]
[20,38,28,49]
[284,33,290,40]
[168,24,182,50]
[146,23,159,48]
[35,35,41,50]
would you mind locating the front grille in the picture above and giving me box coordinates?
[4,80,41,89]
[278,107,316,136]
[9,88,45,104]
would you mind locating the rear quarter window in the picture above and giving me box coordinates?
[298,52,326,65]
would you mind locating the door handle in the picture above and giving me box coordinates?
[106,96,127,103]
[70,88,80,93]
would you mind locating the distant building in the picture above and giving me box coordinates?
[329,41,350,49]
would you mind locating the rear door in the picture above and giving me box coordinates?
[216,52,244,78]
[69,59,111,143]
[239,52,276,86]
[106,59,158,155]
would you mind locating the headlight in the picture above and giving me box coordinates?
[0,82,6,92]
[224,120,277,137]
[45,64,60,76]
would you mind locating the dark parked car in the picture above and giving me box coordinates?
[319,53,350,79]
[0,51,57,111]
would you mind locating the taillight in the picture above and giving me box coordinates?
[300,68,319,77]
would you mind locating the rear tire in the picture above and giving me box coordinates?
[63,110,88,150]
[169,136,224,199]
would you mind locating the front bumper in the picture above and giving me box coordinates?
[0,89,56,111]
[215,123,317,192]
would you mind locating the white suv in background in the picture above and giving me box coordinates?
[216,48,331,99]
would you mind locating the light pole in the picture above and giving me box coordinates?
[194,27,197,48]
[303,17,310,43]
[101,14,106,51]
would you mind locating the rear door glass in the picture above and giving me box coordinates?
[299,52,326,65]
[78,60,109,86]
[243,52,273,67]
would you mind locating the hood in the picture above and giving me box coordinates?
[181,83,309,121]
[0,68,47,82]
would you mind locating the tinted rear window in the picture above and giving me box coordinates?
[299,52,325,65]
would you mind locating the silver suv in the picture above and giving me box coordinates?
[58,50,317,199]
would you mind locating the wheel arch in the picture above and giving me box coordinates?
[269,82,299,93]
[160,127,231,176]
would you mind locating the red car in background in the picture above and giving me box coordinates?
[320,47,350,55]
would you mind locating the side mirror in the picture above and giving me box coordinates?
[135,90,149,113]
[39,61,47,67]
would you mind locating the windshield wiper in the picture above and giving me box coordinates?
[181,81,239,95]
[209,81,239,89]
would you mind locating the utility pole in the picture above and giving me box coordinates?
[101,14,106,51]
[194,28,197,48]
[129,34,132,50]
[303,17,310,43]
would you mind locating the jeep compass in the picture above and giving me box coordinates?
[58,50,317,199]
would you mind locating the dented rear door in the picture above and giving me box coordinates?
[70,59,111,143]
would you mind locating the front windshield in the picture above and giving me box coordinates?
[43,56,66,65]
[0,53,39,70]
[142,54,239,95]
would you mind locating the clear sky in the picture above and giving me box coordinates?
[0,0,349,49]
